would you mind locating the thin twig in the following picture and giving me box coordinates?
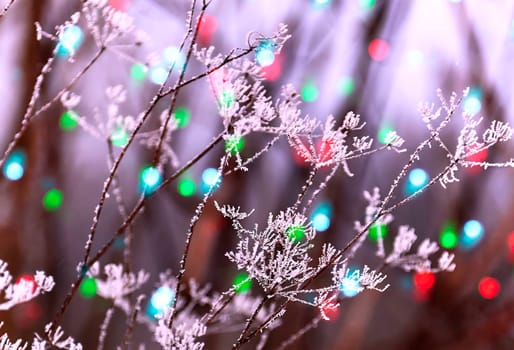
[153,0,203,166]
[0,47,106,169]
[275,315,322,350]
[0,0,16,19]
[122,295,145,350]
[97,307,114,350]
[50,130,225,330]
[167,155,230,329]
[232,297,267,349]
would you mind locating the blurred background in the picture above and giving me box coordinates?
[0,0,514,348]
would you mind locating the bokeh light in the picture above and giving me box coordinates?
[340,275,360,298]
[149,65,168,85]
[368,223,387,242]
[3,149,25,181]
[59,110,79,131]
[201,167,221,193]
[108,0,130,11]
[198,14,218,45]
[311,202,332,232]
[460,219,484,249]
[79,277,97,299]
[405,168,429,195]
[413,271,435,293]
[130,63,148,82]
[286,225,305,242]
[219,89,235,108]
[368,39,390,62]
[377,123,395,144]
[255,40,276,67]
[139,166,162,196]
[42,188,63,211]
[439,222,458,249]
[177,176,196,197]
[163,46,186,71]
[147,286,175,319]
[310,0,331,9]
[233,272,252,294]
[225,135,245,155]
[301,80,318,102]
[16,275,36,293]
[359,0,376,10]
[261,52,283,81]
[478,277,500,300]
[56,25,84,57]
[463,86,482,115]
[174,107,191,128]
[110,127,129,147]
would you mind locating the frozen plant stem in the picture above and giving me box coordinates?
[0,0,16,19]
[153,0,204,166]
[275,315,322,350]
[233,297,268,349]
[167,155,229,329]
[0,47,106,170]
[50,131,226,330]
[82,40,256,268]
[237,106,463,346]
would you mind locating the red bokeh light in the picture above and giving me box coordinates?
[478,277,500,300]
[261,53,283,81]
[368,39,390,62]
[198,14,218,45]
[16,274,37,293]
[413,271,435,292]
[317,138,335,164]
[321,302,340,321]
[109,0,129,11]
[466,144,488,175]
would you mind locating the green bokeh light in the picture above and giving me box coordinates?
[130,63,148,82]
[378,123,395,144]
[359,0,376,9]
[79,277,97,298]
[178,177,196,197]
[286,225,305,242]
[220,90,235,108]
[43,188,63,211]
[369,224,387,242]
[439,222,458,249]
[301,81,318,103]
[225,135,245,155]
[174,107,191,128]
[59,110,79,131]
[111,127,129,147]
[233,272,252,294]
[339,77,355,96]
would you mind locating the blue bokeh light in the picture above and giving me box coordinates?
[149,65,169,85]
[201,167,222,193]
[405,168,429,195]
[139,166,162,196]
[311,202,332,232]
[3,149,25,181]
[147,286,175,319]
[56,25,84,57]
[255,40,276,67]
[460,219,484,249]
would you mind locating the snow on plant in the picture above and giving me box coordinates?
[0,0,513,349]
[0,260,54,311]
